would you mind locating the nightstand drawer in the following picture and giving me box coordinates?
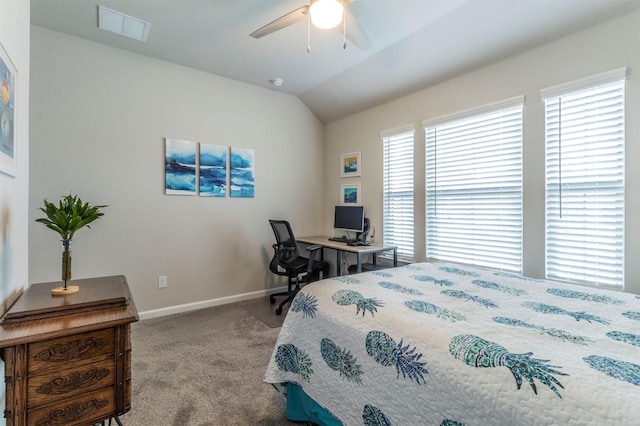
[28,328,115,373]
[26,386,115,426]
[27,355,115,409]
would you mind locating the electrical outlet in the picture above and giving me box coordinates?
[158,275,168,289]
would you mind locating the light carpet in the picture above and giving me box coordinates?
[237,297,289,328]
[119,301,303,426]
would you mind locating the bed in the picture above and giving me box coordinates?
[263,262,640,425]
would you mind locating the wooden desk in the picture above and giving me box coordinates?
[0,275,138,426]
[297,236,398,275]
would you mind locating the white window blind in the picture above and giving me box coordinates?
[543,71,625,289]
[424,98,523,272]
[382,126,414,261]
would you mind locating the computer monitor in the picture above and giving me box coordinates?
[334,205,364,233]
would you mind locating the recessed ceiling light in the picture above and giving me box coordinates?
[98,5,151,42]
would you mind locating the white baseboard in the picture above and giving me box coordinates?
[138,285,288,321]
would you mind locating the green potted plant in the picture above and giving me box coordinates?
[36,194,107,294]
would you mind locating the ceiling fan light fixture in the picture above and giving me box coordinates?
[310,0,344,29]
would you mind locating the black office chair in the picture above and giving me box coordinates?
[268,220,329,315]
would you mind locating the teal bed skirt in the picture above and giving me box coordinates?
[286,383,342,425]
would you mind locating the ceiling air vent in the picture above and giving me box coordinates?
[98,5,150,42]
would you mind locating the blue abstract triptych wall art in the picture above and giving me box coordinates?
[164,138,254,198]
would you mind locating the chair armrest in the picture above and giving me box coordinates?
[306,245,323,262]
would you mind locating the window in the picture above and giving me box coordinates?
[382,126,414,261]
[542,68,626,289]
[424,97,523,272]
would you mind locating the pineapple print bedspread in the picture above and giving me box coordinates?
[263,262,640,425]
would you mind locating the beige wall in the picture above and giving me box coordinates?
[324,9,640,295]
[0,0,30,413]
[0,2,30,311]
[28,7,640,319]
[29,26,325,315]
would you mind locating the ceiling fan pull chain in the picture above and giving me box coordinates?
[343,7,346,49]
[307,14,311,53]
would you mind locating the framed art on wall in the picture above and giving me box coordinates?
[230,147,255,197]
[199,143,227,197]
[340,152,361,177]
[165,138,197,195]
[163,139,256,198]
[0,42,17,177]
[341,184,360,204]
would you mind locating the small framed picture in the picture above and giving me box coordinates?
[340,151,361,178]
[0,41,17,177]
[341,184,360,204]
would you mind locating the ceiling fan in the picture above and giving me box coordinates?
[250,0,371,52]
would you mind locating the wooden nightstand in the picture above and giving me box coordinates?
[0,275,138,426]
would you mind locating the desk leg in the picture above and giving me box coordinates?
[357,253,362,273]
[319,247,326,279]
[336,250,341,276]
[393,248,398,267]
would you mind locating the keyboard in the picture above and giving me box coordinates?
[328,236,355,243]
[347,241,372,247]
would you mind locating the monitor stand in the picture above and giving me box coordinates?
[355,218,370,244]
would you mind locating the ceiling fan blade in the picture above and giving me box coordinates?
[343,6,371,51]
[250,5,309,39]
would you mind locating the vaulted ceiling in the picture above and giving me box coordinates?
[31,0,640,123]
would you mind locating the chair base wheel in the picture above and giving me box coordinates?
[270,295,276,304]
[275,307,283,315]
